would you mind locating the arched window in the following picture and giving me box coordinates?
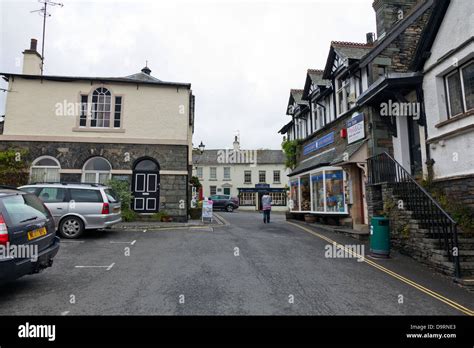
[30,156,61,183]
[82,157,112,184]
[91,87,112,128]
[134,159,159,171]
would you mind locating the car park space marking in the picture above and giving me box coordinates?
[75,262,115,271]
[288,221,474,316]
[109,240,136,245]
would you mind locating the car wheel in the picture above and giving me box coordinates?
[59,216,84,239]
[226,205,234,212]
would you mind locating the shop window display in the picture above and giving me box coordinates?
[311,172,325,212]
[325,170,345,212]
[290,179,299,211]
[300,174,311,211]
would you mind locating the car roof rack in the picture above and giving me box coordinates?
[30,182,107,187]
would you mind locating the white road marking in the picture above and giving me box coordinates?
[61,240,85,243]
[61,311,70,316]
[143,229,147,233]
[75,262,115,271]
[109,240,136,245]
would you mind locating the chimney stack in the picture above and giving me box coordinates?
[22,38,42,75]
[366,32,375,45]
[372,0,417,39]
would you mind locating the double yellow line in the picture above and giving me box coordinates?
[288,222,474,316]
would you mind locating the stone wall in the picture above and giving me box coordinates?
[433,175,474,211]
[0,140,190,221]
[0,140,188,171]
[367,182,459,276]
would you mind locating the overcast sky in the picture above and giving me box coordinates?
[0,0,375,149]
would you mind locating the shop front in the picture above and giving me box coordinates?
[238,184,287,211]
[289,166,347,215]
[287,112,369,228]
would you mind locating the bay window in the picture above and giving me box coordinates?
[290,167,347,213]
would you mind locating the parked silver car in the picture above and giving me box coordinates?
[19,183,122,239]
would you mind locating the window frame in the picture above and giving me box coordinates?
[444,60,474,119]
[209,186,217,196]
[81,157,112,184]
[30,156,61,183]
[273,170,281,184]
[258,170,266,184]
[244,170,252,184]
[223,167,231,180]
[196,167,203,179]
[209,167,217,180]
[77,87,124,130]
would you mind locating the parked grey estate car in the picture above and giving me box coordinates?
[19,183,122,239]
[209,194,239,212]
[0,187,60,283]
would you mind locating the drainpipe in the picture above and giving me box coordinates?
[416,84,432,179]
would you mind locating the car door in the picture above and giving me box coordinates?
[37,187,68,227]
[68,188,104,229]
[209,195,220,209]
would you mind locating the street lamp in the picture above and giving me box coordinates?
[198,141,205,154]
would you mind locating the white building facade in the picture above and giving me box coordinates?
[193,138,289,211]
[421,0,474,209]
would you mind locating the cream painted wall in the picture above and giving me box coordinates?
[3,78,191,143]
[193,163,289,198]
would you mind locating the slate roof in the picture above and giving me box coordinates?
[290,89,307,105]
[331,41,373,60]
[124,72,162,83]
[278,120,294,134]
[303,69,331,100]
[289,148,336,176]
[322,41,373,79]
[0,71,190,88]
[330,139,368,165]
[193,149,285,165]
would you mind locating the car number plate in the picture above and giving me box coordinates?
[27,227,47,241]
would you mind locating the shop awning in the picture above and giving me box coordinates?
[289,148,336,177]
[330,139,368,165]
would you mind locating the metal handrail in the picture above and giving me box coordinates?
[368,152,456,223]
[367,151,460,278]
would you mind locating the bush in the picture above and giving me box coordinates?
[151,211,171,222]
[121,208,138,222]
[106,179,132,210]
[0,148,29,187]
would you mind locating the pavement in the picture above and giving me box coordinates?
[0,211,472,315]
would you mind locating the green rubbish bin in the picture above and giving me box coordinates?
[370,216,390,258]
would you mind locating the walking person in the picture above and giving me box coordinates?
[261,191,272,224]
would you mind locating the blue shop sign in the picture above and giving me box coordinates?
[303,132,335,155]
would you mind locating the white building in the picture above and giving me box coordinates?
[420,0,474,209]
[192,137,289,211]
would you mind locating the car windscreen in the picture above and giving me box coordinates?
[104,189,119,203]
[1,194,49,225]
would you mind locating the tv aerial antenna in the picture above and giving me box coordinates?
[31,0,64,75]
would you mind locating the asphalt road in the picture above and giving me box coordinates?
[0,211,472,315]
